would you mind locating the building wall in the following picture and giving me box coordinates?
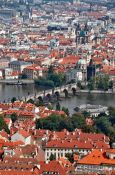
[0,70,3,79]
[23,69,43,79]
[76,164,115,174]
[11,133,31,145]
[45,147,90,161]
[66,69,83,83]
[11,133,24,142]
[106,152,115,159]
[25,136,31,145]
[9,62,31,73]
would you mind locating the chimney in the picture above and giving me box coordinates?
[46,130,49,135]
[34,130,37,135]
[35,147,38,156]
[45,160,49,164]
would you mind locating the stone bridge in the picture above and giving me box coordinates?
[22,83,77,101]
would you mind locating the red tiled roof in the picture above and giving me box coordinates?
[18,130,30,138]
[77,149,115,165]
[60,55,80,65]
[45,139,108,149]
[39,160,67,175]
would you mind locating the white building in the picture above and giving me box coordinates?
[11,130,31,145]
[66,68,83,83]
[45,140,91,161]
[44,138,109,161]
[66,58,87,83]
[77,104,109,117]
[9,61,32,73]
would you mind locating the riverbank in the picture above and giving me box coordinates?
[0,79,34,84]
[76,89,115,94]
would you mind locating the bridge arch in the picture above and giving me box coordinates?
[54,91,60,100]
[38,96,43,102]
[46,93,51,100]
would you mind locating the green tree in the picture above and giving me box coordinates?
[49,153,56,161]
[27,99,34,104]
[87,78,95,90]
[48,73,64,87]
[82,125,96,133]
[36,114,73,131]
[35,78,54,88]
[65,153,74,163]
[62,107,69,116]
[71,113,86,130]
[109,80,113,89]
[10,113,17,123]
[0,116,10,134]
[56,102,61,111]
[97,75,109,91]
[20,73,27,79]
[48,65,54,75]
[82,111,90,118]
[11,97,17,103]
[77,81,82,89]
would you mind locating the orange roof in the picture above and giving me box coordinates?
[60,55,80,65]
[39,160,67,175]
[0,103,11,110]
[18,130,30,138]
[24,65,42,71]
[45,139,109,149]
[5,109,34,118]
[78,149,115,165]
[106,149,115,154]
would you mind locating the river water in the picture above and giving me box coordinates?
[0,84,115,114]
[0,84,38,102]
[60,93,115,114]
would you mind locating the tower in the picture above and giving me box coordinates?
[75,23,89,45]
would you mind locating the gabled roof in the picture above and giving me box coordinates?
[18,130,30,138]
[39,160,67,175]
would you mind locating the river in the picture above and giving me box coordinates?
[0,84,38,102]
[0,84,115,114]
[60,93,115,114]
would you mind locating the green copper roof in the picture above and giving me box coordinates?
[80,30,85,37]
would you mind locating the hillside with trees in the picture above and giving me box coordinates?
[36,107,115,142]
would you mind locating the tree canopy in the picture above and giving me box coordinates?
[36,107,115,142]
[0,116,10,134]
[35,66,65,88]
[10,113,17,123]
[36,113,86,132]
[87,75,113,91]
